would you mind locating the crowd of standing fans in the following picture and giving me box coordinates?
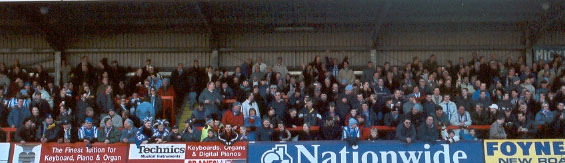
[1,52,565,146]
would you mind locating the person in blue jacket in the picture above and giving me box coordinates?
[136,98,155,122]
[120,119,138,144]
[136,117,154,147]
[8,98,31,128]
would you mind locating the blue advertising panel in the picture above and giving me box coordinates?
[248,140,483,163]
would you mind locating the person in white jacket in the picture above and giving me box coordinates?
[439,95,457,120]
[450,106,472,136]
[242,93,260,119]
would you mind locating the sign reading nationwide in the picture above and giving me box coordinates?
[248,140,484,163]
[484,139,565,163]
[40,143,128,162]
[185,142,247,163]
[533,46,565,62]
[128,143,186,163]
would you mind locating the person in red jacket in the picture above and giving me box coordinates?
[221,102,244,129]
[157,78,177,112]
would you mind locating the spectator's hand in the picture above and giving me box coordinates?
[142,140,148,144]
[215,99,220,104]
[156,138,163,144]
[84,139,90,143]
[20,141,25,144]
[40,138,47,143]
[64,139,70,143]
[205,100,210,104]
[104,139,110,144]
[11,125,15,128]
[292,125,297,128]
[123,138,128,143]
[177,135,181,139]
[406,138,412,143]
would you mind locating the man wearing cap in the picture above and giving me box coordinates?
[182,119,202,142]
[100,108,123,128]
[98,118,121,144]
[58,120,77,143]
[120,119,138,144]
[222,102,244,128]
[38,114,60,143]
[78,117,98,143]
[169,125,182,142]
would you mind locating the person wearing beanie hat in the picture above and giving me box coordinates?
[58,119,78,143]
[78,117,98,144]
[169,124,182,142]
[181,119,202,142]
[38,113,60,143]
[342,118,360,146]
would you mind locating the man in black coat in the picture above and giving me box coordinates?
[58,120,78,143]
[396,119,416,143]
[417,116,439,143]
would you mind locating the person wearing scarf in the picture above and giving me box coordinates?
[342,118,360,146]
[98,117,120,144]
[58,120,77,143]
[78,117,98,147]
[38,114,60,143]
[152,119,170,143]
[136,117,154,147]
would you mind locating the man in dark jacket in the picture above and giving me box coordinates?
[396,119,416,143]
[16,118,38,143]
[417,116,439,143]
[255,119,273,141]
[320,117,342,140]
[58,120,78,143]
[96,85,115,116]
[181,119,202,142]
[515,112,537,139]
[218,124,239,146]
[38,114,60,143]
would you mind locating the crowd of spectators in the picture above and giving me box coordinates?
[1,52,565,146]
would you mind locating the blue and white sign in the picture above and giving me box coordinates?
[534,46,565,62]
[249,141,484,163]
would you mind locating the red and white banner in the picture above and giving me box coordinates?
[185,142,247,163]
[41,143,128,162]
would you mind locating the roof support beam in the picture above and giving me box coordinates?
[371,0,392,48]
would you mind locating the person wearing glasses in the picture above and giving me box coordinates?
[396,119,416,143]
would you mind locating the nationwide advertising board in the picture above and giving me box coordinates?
[484,139,565,163]
[534,46,565,62]
[248,140,484,163]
